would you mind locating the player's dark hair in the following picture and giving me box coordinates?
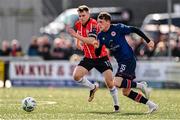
[77,5,89,12]
[98,12,111,21]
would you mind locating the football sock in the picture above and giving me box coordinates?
[119,79,137,88]
[136,82,144,89]
[127,90,148,104]
[77,77,95,90]
[146,100,156,107]
[109,86,119,106]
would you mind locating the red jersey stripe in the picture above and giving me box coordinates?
[75,18,108,58]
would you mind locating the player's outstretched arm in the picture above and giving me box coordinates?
[75,38,83,50]
[130,26,154,49]
[67,26,98,48]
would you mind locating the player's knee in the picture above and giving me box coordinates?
[105,79,114,89]
[107,83,114,89]
[122,89,131,96]
[114,80,120,88]
[73,73,82,81]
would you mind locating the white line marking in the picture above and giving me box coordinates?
[0,99,57,105]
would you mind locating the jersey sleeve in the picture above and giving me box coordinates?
[97,34,103,45]
[95,34,102,57]
[116,23,133,35]
[74,21,79,31]
[88,20,98,39]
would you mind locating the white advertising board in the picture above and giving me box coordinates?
[9,61,180,82]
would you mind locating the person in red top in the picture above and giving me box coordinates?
[67,5,119,112]
[74,15,107,58]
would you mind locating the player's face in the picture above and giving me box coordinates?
[78,11,90,25]
[97,19,110,32]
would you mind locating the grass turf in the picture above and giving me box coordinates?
[0,88,180,120]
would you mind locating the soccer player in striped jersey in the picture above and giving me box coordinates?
[67,5,119,112]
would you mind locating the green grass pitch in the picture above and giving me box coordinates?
[0,88,180,120]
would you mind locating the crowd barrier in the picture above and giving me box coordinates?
[1,57,180,88]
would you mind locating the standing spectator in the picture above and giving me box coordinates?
[10,39,23,57]
[64,40,74,59]
[0,40,11,56]
[37,36,51,60]
[51,38,66,59]
[27,36,39,56]
[153,41,167,57]
[172,40,180,57]
[51,38,73,60]
[144,46,155,58]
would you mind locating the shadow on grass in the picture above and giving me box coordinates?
[84,111,146,115]
[121,112,146,116]
[84,111,119,115]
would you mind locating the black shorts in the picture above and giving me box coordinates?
[115,58,136,80]
[78,56,113,73]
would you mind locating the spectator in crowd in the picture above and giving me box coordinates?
[37,36,51,60]
[144,46,155,58]
[10,39,23,57]
[169,39,178,57]
[51,38,66,60]
[0,40,11,56]
[51,38,73,60]
[172,40,180,57]
[153,41,167,57]
[27,36,39,56]
[64,39,74,59]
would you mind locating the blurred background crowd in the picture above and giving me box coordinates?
[1,31,180,60]
[0,0,180,61]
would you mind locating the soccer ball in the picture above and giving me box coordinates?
[22,97,36,112]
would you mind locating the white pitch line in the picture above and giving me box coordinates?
[38,101,57,105]
[0,99,57,105]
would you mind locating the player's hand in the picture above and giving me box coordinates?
[147,40,154,49]
[76,39,83,50]
[92,40,99,48]
[66,26,78,38]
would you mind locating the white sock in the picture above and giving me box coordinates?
[146,100,155,107]
[109,86,119,106]
[77,77,95,90]
[136,83,143,89]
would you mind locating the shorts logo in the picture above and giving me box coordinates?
[111,31,116,36]
[119,64,126,72]
[104,61,111,67]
